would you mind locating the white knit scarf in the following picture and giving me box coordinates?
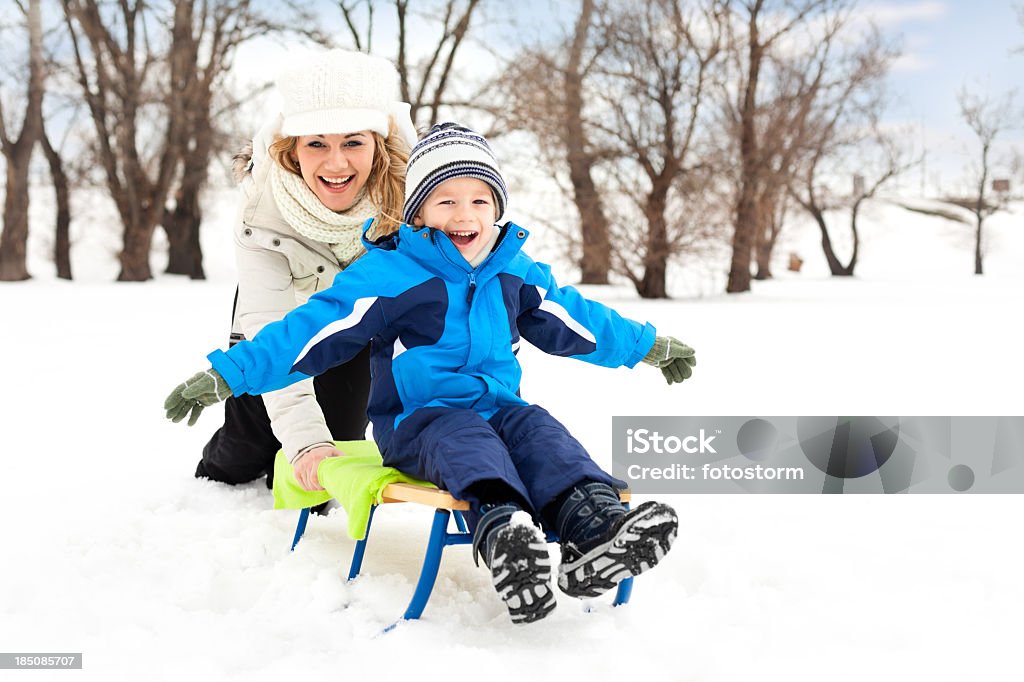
[270,162,377,266]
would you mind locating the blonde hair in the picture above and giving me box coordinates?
[268,121,409,237]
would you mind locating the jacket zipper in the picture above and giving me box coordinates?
[430,226,506,305]
[462,232,506,304]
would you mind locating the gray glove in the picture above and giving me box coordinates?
[164,368,232,426]
[642,336,696,385]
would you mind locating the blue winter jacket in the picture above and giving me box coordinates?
[209,221,657,451]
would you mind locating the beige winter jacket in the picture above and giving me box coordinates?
[229,155,364,461]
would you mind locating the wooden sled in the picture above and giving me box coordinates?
[290,484,634,622]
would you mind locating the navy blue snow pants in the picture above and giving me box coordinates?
[382,404,625,530]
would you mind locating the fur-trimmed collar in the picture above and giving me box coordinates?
[232,140,254,184]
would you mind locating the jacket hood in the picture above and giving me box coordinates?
[232,140,255,184]
[360,218,400,252]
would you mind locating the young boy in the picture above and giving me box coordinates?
[165,123,697,624]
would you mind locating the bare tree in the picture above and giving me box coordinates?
[786,25,903,277]
[594,0,727,298]
[61,0,293,281]
[496,0,727,297]
[792,125,910,276]
[724,0,845,293]
[0,0,44,282]
[62,0,187,281]
[496,0,615,283]
[333,0,485,129]
[957,86,1017,275]
[33,18,84,281]
[745,47,836,279]
[162,0,283,280]
[561,0,611,283]
[723,54,811,280]
[337,0,376,52]
[38,111,72,280]
[752,180,789,279]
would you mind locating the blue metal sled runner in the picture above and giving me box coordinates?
[289,483,634,622]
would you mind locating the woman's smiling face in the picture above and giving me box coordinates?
[292,133,376,212]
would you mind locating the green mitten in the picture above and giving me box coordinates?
[642,335,696,385]
[164,368,232,426]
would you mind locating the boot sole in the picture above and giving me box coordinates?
[490,524,557,624]
[557,501,678,599]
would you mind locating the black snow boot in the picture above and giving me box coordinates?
[553,482,678,599]
[471,502,556,625]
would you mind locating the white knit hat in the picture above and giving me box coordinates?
[275,49,410,140]
[403,123,508,225]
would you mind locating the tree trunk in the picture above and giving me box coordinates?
[810,204,853,276]
[164,2,212,279]
[753,232,772,279]
[165,107,209,279]
[109,144,179,283]
[846,197,863,275]
[110,170,161,282]
[757,215,782,279]
[566,0,610,284]
[118,221,158,281]
[164,185,205,279]
[753,191,776,280]
[729,188,757,290]
[639,268,668,298]
[570,166,611,284]
[638,245,668,299]
[39,123,72,280]
[727,7,763,294]
[0,157,32,281]
[638,188,669,299]
[0,0,44,282]
[974,170,986,276]
[974,215,983,275]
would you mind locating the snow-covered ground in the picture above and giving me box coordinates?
[1,197,1022,681]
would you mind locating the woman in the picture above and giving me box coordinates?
[193,48,415,492]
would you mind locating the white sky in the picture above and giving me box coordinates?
[872,1,1023,193]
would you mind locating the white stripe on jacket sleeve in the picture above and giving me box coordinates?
[293,296,378,367]
[535,285,597,344]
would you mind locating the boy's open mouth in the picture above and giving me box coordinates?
[319,175,355,191]
[447,230,478,247]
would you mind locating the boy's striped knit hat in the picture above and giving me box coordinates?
[402,122,508,225]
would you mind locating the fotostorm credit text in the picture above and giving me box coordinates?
[626,463,806,481]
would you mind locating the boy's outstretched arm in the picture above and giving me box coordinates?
[518,261,655,367]
[163,257,390,427]
[640,335,697,385]
[517,262,697,385]
[163,368,343,491]
[518,261,697,381]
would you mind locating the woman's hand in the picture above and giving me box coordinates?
[293,444,346,491]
